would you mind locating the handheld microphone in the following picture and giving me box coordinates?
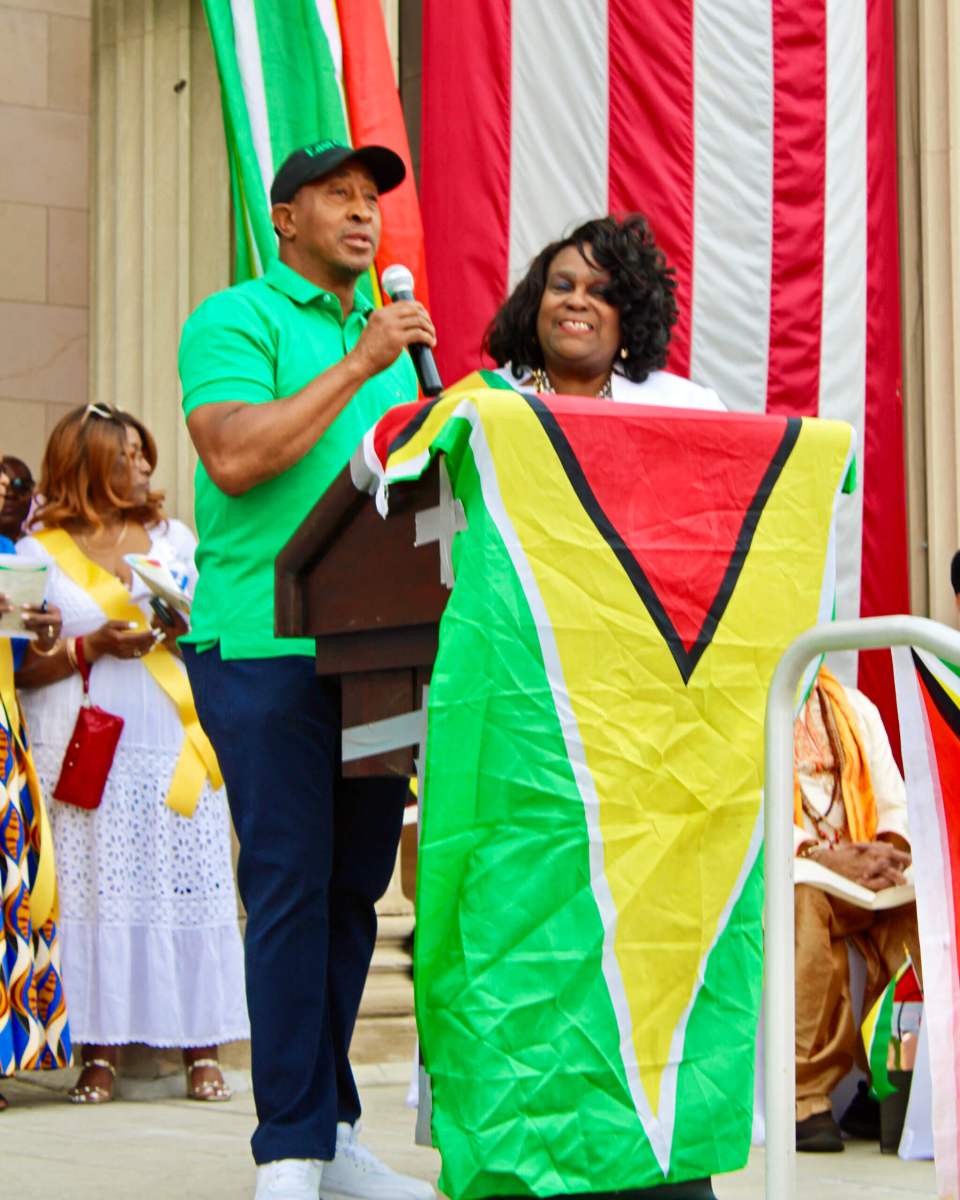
[380,264,443,397]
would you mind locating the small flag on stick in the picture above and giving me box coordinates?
[861,957,923,1101]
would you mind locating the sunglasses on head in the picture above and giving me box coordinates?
[82,402,123,424]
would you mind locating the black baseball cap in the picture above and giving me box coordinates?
[270,140,406,206]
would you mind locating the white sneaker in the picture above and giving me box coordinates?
[318,1122,436,1199]
[255,1158,324,1199]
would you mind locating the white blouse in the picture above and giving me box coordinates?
[494,364,726,410]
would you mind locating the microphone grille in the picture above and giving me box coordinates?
[381,264,415,298]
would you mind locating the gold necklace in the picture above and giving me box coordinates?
[531,367,613,399]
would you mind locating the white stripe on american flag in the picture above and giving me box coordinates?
[421,1,908,703]
[689,0,774,411]
[818,0,867,685]
[509,0,608,288]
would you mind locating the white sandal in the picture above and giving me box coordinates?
[68,1057,116,1105]
[186,1057,232,1102]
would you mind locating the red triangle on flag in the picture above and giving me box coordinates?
[528,397,801,682]
[893,963,923,1005]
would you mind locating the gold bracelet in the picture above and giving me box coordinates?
[30,636,63,658]
[65,636,78,671]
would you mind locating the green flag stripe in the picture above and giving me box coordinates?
[202,0,364,283]
[313,0,348,117]
[478,368,523,391]
[867,983,897,1101]
[417,425,766,1195]
[224,119,262,279]
[943,658,960,684]
[202,0,275,275]
[253,0,348,168]
[229,0,275,203]
[417,433,657,1196]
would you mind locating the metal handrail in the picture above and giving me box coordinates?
[763,615,960,1198]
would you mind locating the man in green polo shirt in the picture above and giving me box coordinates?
[178,141,436,1200]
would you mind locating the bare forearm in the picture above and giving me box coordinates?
[188,352,371,496]
[16,644,75,688]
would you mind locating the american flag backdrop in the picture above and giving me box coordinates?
[420,0,909,733]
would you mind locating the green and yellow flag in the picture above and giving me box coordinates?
[861,957,923,1102]
[362,387,854,1197]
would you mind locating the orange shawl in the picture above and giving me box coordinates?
[793,666,877,843]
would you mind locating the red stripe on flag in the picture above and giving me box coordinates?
[421,0,511,384]
[858,0,910,759]
[918,674,960,946]
[371,399,432,471]
[765,0,827,417]
[340,0,430,307]
[608,0,695,377]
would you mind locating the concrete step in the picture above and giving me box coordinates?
[350,1014,418,1066]
[368,950,414,974]
[376,913,415,945]
[358,972,415,1018]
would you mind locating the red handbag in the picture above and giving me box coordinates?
[53,637,124,810]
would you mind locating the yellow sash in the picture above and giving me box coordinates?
[34,528,222,818]
[0,639,57,928]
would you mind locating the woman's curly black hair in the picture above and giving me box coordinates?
[482,214,678,384]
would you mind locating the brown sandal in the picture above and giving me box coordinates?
[186,1058,231,1102]
[68,1058,116,1105]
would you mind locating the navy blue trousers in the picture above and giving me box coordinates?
[183,645,407,1164]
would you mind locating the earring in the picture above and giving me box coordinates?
[619,346,628,360]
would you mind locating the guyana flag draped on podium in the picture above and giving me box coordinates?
[356,383,854,1197]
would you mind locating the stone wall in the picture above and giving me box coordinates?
[0,0,91,473]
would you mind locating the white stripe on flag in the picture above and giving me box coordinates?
[230,0,274,213]
[509,0,608,289]
[891,648,960,1196]
[818,0,867,685]
[314,0,349,133]
[689,0,773,411]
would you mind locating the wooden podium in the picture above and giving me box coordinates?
[275,458,452,776]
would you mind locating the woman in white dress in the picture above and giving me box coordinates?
[15,402,248,1103]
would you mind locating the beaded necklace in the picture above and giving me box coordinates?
[530,368,613,399]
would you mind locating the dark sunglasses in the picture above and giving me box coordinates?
[5,476,33,493]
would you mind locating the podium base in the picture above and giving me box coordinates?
[492,1179,716,1200]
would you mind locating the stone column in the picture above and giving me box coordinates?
[90,0,229,524]
[0,1,92,470]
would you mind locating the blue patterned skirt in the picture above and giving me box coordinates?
[0,709,71,1075]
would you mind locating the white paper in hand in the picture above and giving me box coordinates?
[123,554,192,614]
[0,554,48,638]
